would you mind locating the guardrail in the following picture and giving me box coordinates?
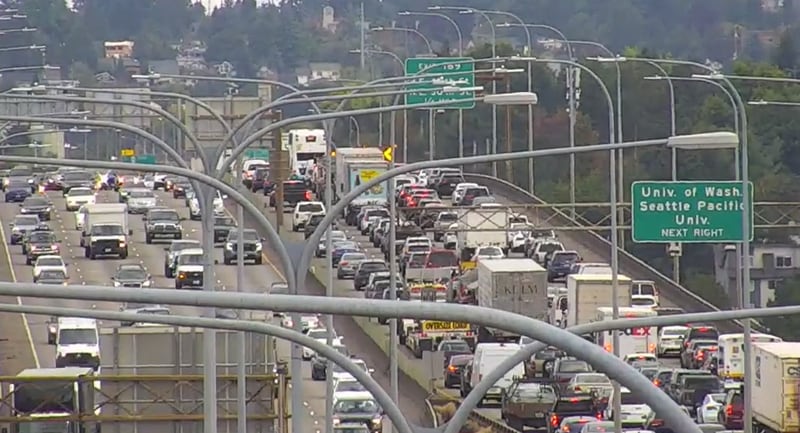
[425,391,519,433]
[465,173,763,334]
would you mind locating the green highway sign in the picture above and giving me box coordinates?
[404,57,475,109]
[245,148,270,159]
[631,181,754,243]
[136,154,156,164]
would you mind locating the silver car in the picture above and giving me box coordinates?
[126,188,158,214]
[337,252,367,279]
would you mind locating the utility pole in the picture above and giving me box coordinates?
[360,2,366,70]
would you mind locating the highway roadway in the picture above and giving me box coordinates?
[244,185,685,429]
[0,186,329,431]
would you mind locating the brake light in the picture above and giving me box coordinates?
[447,365,457,373]
[550,414,560,428]
[698,327,710,331]
[569,398,580,402]
[653,379,661,386]
[725,404,733,416]
[603,343,612,352]
[696,353,705,360]
[648,343,656,353]
[304,191,312,200]
[596,413,603,420]
[573,386,581,391]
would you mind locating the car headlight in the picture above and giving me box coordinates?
[332,418,341,426]
[27,179,33,184]
[142,280,152,287]
[372,416,382,425]
[113,281,121,287]
[47,324,57,333]
[225,242,234,250]
[178,272,186,279]
[119,241,126,247]
[255,243,262,251]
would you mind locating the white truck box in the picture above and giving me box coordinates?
[751,342,800,433]
[566,274,631,327]
[84,203,129,234]
[456,208,508,250]
[333,148,386,202]
[476,258,548,342]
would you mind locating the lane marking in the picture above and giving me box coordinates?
[0,213,40,368]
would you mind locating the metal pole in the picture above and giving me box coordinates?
[202,184,218,433]
[614,63,625,251]
[403,110,408,163]
[236,205,247,433]
[325,126,335,433]
[429,110,435,159]
[388,146,399,433]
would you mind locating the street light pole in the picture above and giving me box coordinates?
[370,26,436,55]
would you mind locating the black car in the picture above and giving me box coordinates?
[58,170,94,194]
[267,180,310,208]
[222,228,263,265]
[444,354,473,388]
[547,393,600,433]
[19,196,52,221]
[144,208,183,244]
[353,260,389,291]
[213,215,237,243]
[251,168,271,192]
[4,178,32,202]
[24,230,59,265]
[111,264,153,288]
[310,344,349,380]
[304,214,326,239]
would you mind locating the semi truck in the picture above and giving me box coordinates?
[475,258,548,342]
[456,207,508,270]
[552,274,632,328]
[80,203,130,260]
[333,148,388,206]
[750,342,800,433]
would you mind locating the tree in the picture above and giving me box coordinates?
[773,30,798,72]
[763,277,800,340]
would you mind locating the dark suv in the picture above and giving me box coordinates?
[546,393,600,433]
[719,386,743,429]
[222,228,263,265]
[144,208,183,244]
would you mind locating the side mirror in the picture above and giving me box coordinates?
[222,194,228,199]
[7,223,12,227]
[214,259,219,265]
[110,277,116,281]
[368,368,375,374]
[163,247,169,251]
[260,237,266,242]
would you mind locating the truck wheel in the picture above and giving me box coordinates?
[175,282,182,290]
[89,251,96,260]
[291,224,298,232]
[255,256,263,265]
[413,346,423,359]
[120,250,128,259]
[224,257,232,265]
[165,267,173,278]
[25,256,31,266]
[145,234,152,244]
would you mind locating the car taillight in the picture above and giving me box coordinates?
[550,414,559,428]
[596,413,603,420]
[653,379,661,386]
[573,386,581,391]
[305,191,312,200]
[447,365,457,373]
[725,404,733,416]
[696,353,705,360]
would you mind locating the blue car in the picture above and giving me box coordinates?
[4,181,31,203]
[547,251,581,282]
[332,247,360,267]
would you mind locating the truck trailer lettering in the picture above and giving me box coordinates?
[421,321,471,332]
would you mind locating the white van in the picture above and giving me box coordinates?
[717,333,782,380]
[469,343,524,405]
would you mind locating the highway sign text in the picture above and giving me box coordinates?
[631,181,754,243]
[404,57,475,109]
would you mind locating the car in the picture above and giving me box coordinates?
[19,196,53,221]
[316,230,347,257]
[24,230,60,265]
[444,354,473,388]
[125,188,157,214]
[172,181,191,198]
[697,393,726,424]
[111,264,153,288]
[547,251,581,282]
[58,170,94,194]
[173,248,204,290]
[163,240,201,278]
[333,376,366,395]
[36,268,69,285]
[472,245,505,261]
[623,353,658,365]
[547,394,600,433]
[657,325,688,357]
[557,416,597,433]
[8,215,40,245]
[119,303,171,326]
[337,252,367,279]
[213,215,237,243]
[353,260,389,291]
[64,187,95,211]
[631,294,659,309]
[328,358,372,383]
[222,228,263,265]
[565,372,613,398]
[604,387,651,428]
[680,339,718,368]
[310,342,349,380]
[292,201,326,232]
[33,255,67,281]
[331,393,383,433]
[551,358,592,391]
[304,214,327,239]
[331,241,360,267]
[302,327,342,360]
[144,208,184,243]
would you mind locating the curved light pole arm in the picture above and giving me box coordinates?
[0,303,413,433]
[373,27,434,53]
[0,128,62,144]
[0,155,296,296]
[401,11,463,55]
[0,285,701,433]
[2,93,206,169]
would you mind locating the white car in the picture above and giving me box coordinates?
[657,325,689,357]
[281,314,321,332]
[331,358,372,382]
[292,201,326,232]
[531,239,565,264]
[630,294,659,309]
[443,223,459,250]
[303,327,342,360]
[405,236,432,248]
[605,387,651,427]
[74,204,89,230]
[64,187,96,211]
[696,393,726,424]
[452,182,479,204]
[472,245,505,261]
[33,255,67,281]
[507,223,533,253]
[622,353,658,365]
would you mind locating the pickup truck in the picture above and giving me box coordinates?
[404,249,459,283]
[268,180,310,209]
[501,378,558,432]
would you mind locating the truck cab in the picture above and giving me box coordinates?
[83,223,128,259]
[47,317,100,370]
[174,248,204,289]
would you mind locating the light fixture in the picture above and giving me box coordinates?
[666,131,739,150]
[484,92,539,105]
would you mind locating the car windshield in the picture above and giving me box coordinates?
[90,225,123,235]
[62,171,91,181]
[36,257,63,267]
[341,253,366,262]
[58,329,97,345]
[685,376,722,389]
[428,250,458,266]
[307,328,334,340]
[298,203,323,212]
[558,360,591,373]
[333,241,358,250]
[68,188,93,197]
[709,393,726,404]
[662,328,687,337]
[150,211,180,221]
[631,298,656,306]
[333,399,380,414]
[215,217,235,226]
[117,268,146,280]
[39,271,66,281]
[620,391,646,405]
[552,252,579,264]
[335,381,366,392]
[29,233,55,243]
[333,360,368,374]
[23,197,48,206]
[360,262,387,272]
[178,254,203,265]
[440,340,470,352]
[515,384,557,400]
[539,243,563,253]
[171,242,200,252]
[229,230,260,241]
[128,190,154,198]
[325,231,347,241]
[15,216,38,226]
[9,167,32,177]
[478,247,503,257]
